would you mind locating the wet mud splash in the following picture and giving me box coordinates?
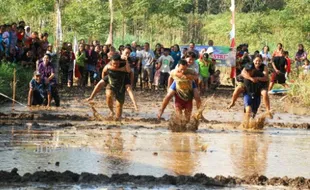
[0,168,309,189]
[242,113,267,130]
[168,101,208,132]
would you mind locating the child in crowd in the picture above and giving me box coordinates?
[300,59,310,79]
[284,51,291,79]
[198,53,211,94]
[210,70,221,90]
[157,48,174,89]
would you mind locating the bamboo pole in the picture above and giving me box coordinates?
[12,68,16,110]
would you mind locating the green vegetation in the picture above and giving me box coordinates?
[1,0,310,106]
[1,0,309,53]
[288,76,310,106]
[0,63,33,102]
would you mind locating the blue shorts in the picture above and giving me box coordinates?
[170,81,197,91]
[244,94,261,115]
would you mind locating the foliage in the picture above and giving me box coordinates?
[288,75,310,107]
[0,63,33,102]
[0,0,309,52]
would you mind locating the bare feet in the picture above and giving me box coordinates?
[157,109,163,120]
[86,97,93,102]
[266,111,273,119]
[227,102,235,109]
[134,104,139,111]
[109,111,115,117]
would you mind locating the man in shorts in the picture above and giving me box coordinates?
[243,63,264,118]
[268,50,289,91]
[158,60,200,122]
[103,54,131,120]
[87,47,138,110]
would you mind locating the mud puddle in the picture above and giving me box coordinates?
[0,126,310,179]
[0,184,287,190]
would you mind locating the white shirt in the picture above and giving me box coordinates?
[260,51,271,66]
[140,49,155,68]
[158,55,174,73]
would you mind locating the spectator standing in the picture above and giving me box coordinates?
[295,44,307,75]
[170,44,181,70]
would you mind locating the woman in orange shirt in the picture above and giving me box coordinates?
[272,43,283,58]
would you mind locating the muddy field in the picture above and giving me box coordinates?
[0,86,310,189]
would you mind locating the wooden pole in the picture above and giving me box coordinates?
[12,68,16,110]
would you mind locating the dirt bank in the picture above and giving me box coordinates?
[0,168,309,189]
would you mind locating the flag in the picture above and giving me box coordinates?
[230,0,237,78]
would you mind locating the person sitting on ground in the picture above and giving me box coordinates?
[158,60,200,122]
[103,54,131,120]
[27,71,51,107]
[268,50,289,91]
[21,50,35,68]
[242,63,265,119]
[228,55,272,118]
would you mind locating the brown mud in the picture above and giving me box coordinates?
[1,86,310,189]
[1,111,309,130]
[0,168,309,189]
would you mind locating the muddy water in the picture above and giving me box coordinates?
[0,125,310,179]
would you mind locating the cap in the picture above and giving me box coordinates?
[203,53,209,60]
[244,63,255,71]
[111,54,121,61]
[206,47,214,54]
[33,71,41,76]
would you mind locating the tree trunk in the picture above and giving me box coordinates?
[105,0,113,45]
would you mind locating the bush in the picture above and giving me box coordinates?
[0,62,33,103]
[287,75,310,106]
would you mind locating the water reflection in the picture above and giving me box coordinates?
[167,134,200,175]
[101,129,131,173]
[230,132,270,177]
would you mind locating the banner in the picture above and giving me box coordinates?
[180,45,236,67]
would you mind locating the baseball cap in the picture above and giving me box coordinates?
[203,53,209,60]
[33,71,41,76]
[206,47,214,54]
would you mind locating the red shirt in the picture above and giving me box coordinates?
[285,57,291,73]
[17,32,24,41]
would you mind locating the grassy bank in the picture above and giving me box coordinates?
[0,62,33,103]
[287,75,310,107]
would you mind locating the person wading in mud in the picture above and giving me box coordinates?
[102,54,131,120]
[86,47,138,111]
[158,60,200,122]
[228,55,272,118]
[242,63,265,119]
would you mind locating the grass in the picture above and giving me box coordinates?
[0,62,33,103]
[287,75,310,106]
